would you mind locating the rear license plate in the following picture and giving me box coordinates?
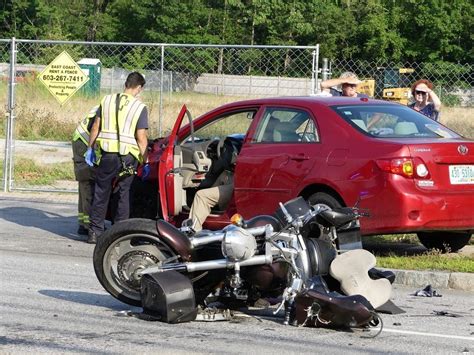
[449,165,474,184]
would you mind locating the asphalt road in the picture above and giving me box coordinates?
[0,194,473,354]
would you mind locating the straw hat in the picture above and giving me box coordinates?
[339,71,362,85]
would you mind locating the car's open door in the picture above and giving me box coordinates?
[158,105,189,221]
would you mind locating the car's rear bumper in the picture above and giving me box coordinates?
[360,177,474,235]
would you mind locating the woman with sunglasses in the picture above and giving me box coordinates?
[408,79,441,121]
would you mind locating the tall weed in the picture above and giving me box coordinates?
[0,83,472,140]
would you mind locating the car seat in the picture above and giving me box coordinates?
[394,121,418,135]
[261,116,280,142]
[273,121,300,142]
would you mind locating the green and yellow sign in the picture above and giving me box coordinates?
[38,51,89,105]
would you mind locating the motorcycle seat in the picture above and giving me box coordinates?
[316,208,356,228]
[294,277,374,328]
[329,249,391,309]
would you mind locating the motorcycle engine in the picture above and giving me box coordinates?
[221,225,257,262]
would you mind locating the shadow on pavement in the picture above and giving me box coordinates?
[0,206,81,241]
[38,289,139,311]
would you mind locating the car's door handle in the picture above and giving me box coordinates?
[289,154,310,161]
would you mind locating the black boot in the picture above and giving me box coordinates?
[87,230,98,244]
[77,225,88,235]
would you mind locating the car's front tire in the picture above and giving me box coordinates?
[417,231,472,253]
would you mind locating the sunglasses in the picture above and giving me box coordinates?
[415,90,427,95]
[343,84,357,88]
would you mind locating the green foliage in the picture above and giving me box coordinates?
[123,47,156,71]
[441,93,461,107]
[12,158,74,185]
[0,0,472,65]
[377,253,474,273]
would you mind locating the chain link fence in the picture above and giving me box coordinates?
[0,39,319,192]
[326,58,473,107]
[1,38,472,193]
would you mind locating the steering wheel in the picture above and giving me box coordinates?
[216,138,225,158]
[205,138,221,160]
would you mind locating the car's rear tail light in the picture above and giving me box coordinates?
[376,157,431,179]
[416,163,429,178]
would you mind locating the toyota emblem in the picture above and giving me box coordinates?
[458,145,468,155]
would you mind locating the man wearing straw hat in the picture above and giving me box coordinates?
[320,71,369,98]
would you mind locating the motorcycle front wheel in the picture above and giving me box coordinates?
[93,218,180,306]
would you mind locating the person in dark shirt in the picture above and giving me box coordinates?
[408,79,441,121]
[188,135,243,232]
[85,72,149,244]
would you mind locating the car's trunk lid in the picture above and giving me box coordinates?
[406,140,474,191]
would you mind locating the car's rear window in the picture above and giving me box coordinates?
[331,104,460,139]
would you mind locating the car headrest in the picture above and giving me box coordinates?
[273,122,300,142]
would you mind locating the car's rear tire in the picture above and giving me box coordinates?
[305,192,343,239]
[307,192,343,210]
[417,232,472,253]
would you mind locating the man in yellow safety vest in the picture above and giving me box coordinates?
[72,105,99,236]
[85,72,149,244]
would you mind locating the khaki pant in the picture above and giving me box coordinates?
[189,172,233,232]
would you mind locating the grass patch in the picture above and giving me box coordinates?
[365,234,474,245]
[365,234,420,244]
[4,80,469,141]
[376,252,474,273]
[11,158,74,185]
[365,234,473,272]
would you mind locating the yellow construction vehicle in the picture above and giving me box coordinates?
[357,68,415,104]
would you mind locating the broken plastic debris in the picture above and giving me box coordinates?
[195,307,233,322]
[115,310,134,317]
[413,284,442,297]
[432,310,462,318]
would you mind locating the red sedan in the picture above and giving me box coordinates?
[133,97,473,252]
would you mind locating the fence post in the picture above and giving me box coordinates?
[311,45,320,95]
[3,37,16,192]
[322,58,329,82]
[159,44,164,137]
[110,67,114,94]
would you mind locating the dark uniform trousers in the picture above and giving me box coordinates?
[89,152,137,235]
[72,139,95,228]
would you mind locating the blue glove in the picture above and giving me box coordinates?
[142,163,151,180]
[85,148,96,167]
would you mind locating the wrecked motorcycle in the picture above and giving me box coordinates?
[93,197,392,331]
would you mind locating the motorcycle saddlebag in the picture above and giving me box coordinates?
[140,270,198,323]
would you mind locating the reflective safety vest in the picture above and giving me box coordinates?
[72,106,99,145]
[96,93,146,161]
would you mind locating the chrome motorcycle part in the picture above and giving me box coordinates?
[117,250,160,289]
[221,225,257,262]
[142,254,272,274]
[230,263,242,288]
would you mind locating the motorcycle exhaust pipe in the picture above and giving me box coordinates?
[140,254,272,275]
